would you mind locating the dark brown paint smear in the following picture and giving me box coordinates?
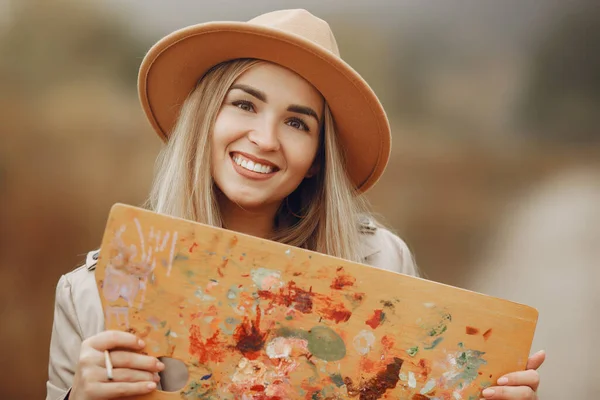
[233,305,268,360]
[345,357,404,400]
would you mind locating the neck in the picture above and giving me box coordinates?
[219,196,280,239]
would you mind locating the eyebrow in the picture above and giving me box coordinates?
[230,84,266,102]
[229,84,320,123]
[287,104,320,122]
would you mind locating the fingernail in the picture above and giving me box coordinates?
[497,376,508,385]
[138,339,145,347]
[153,373,161,382]
[157,361,165,370]
[147,382,157,390]
[482,388,495,397]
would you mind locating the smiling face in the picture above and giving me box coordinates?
[211,62,324,213]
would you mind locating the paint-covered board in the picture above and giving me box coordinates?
[95,203,538,400]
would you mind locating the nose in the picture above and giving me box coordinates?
[247,118,280,152]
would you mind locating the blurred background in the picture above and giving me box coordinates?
[1,0,598,398]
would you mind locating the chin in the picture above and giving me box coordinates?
[223,188,281,211]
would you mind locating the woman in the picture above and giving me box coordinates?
[46,9,544,400]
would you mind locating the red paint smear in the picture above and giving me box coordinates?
[412,395,429,400]
[233,306,268,360]
[483,328,493,341]
[353,293,365,302]
[217,258,229,278]
[318,301,352,324]
[330,267,356,290]
[381,335,394,352]
[417,359,431,381]
[258,281,314,313]
[360,356,377,372]
[188,242,198,253]
[188,326,227,364]
[466,326,479,335]
[259,281,352,323]
[254,395,282,400]
[366,309,385,329]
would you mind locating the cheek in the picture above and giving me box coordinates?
[283,135,319,173]
[212,111,243,152]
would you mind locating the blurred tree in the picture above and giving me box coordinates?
[0,2,154,398]
[0,0,148,94]
[519,0,600,143]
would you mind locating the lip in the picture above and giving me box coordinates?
[230,153,278,181]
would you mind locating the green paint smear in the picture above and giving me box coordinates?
[174,253,189,261]
[428,323,448,337]
[407,346,419,357]
[307,326,346,361]
[425,337,444,350]
[428,311,452,336]
[181,379,215,399]
[277,326,346,361]
[330,373,345,387]
[276,327,310,341]
[452,349,488,386]
[285,315,294,320]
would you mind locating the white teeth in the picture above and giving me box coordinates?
[232,154,274,174]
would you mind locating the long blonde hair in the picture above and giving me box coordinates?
[147,59,370,263]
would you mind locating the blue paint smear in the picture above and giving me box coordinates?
[200,374,212,380]
[424,337,444,350]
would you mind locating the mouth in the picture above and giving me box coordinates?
[230,152,279,175]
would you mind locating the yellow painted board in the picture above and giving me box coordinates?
[95,203,538,399]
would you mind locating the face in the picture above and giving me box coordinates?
[211,62,324,212]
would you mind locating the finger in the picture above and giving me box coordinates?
[85,330,145,352]
[481,385,537,399]
[85,381,157,399]
[98,368,161,384]
[103,350,165,372]
[496,369,540,392]
[526,350,546,370]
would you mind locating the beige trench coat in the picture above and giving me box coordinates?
[46,223,417,400]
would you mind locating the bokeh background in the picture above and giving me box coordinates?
[1,0,599,398]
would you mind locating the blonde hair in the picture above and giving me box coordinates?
[147,58,369,263]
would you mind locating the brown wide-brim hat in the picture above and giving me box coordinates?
[138,9,391,193]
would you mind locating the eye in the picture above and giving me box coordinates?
[286,117,309,132]
[232,100,255,113]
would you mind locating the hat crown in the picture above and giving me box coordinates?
[248,9,340,56]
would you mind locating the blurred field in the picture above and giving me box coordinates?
[1,0,598,398]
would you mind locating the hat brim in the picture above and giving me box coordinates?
[138,22,390,193]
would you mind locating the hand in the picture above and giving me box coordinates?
[481,350,546,399]
[70,330,164,400]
